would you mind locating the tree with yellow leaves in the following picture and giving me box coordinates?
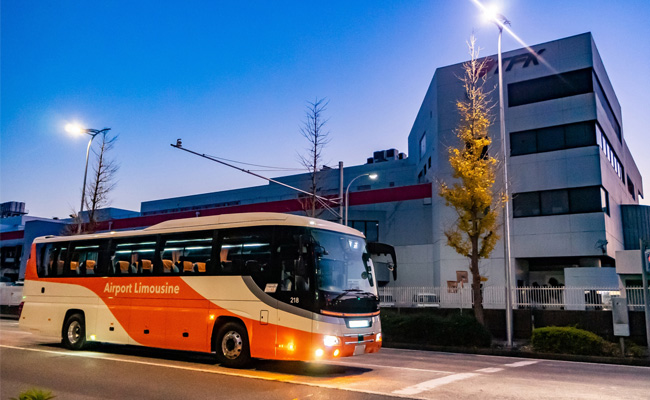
[439,36,506,326]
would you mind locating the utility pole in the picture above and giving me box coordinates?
[339,161,344,224]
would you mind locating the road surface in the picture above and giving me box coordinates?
[1,319,648,399]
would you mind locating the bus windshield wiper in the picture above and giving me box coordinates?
[331,289,367,302]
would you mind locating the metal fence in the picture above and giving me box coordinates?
[379,286,648,311]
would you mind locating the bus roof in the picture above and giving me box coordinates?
[32,212,364,244]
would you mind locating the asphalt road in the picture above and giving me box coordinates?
[1,319,649,399]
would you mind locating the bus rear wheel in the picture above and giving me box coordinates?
[62,313,87,350]
[214,322,251,368]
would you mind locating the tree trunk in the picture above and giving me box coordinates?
[470,235,485,326]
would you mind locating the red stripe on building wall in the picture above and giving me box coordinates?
[349,183,432,206]
[0,231,25,241]
[90,183,432,232]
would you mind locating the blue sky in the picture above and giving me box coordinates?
[2,0,649,218]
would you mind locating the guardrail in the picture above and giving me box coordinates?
[379,286,647,311]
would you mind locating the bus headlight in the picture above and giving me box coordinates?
[376,333,382,342]
[323,335,340,347]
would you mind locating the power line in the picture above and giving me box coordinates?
[204,154,302,171]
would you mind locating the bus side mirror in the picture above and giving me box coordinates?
[366,242,397,281]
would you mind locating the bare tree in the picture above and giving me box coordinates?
[84,132,119,232]
[299,98,330,217]
[438,36,505,326]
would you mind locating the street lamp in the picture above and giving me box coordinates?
[344,173,377,226]
[484,8,515,348]
[65,123,111,234]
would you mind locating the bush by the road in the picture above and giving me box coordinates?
[380,311,491,347]
[531,326,614,356]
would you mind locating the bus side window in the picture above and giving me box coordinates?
[57,246,68,276]
[220,227,274,286]
[71,243,100,276]
[160,231,213,275]
[112,237,157,276]
[37,244,54,277]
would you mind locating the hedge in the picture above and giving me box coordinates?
[531,326,614,356]
[380,311,491,347]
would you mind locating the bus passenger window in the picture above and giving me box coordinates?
[112,237,156,276]
[161,232,213,275]
[70,243,100,276]
[57,247,67,276]
[220,228,273,283]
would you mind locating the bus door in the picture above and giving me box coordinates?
[272,232,315,360]
[109,236,161,347]
[160,231,214,352]
[221,227,277,359]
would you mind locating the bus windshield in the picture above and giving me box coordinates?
[312,229,377,296]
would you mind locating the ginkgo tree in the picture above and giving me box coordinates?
[439,36,506,326]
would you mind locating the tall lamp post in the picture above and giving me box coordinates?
[345,173,377,226]
[65,124,111,234]
[485,9,514,347]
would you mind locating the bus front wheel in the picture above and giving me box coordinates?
[62,313,87,350]
[214,321,251,368]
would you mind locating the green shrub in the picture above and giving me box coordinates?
[624,340,646,358]
[531,326,612,356]
[10,389,56,400]
[380,311,491,347]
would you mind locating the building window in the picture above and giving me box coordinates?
[627,176,635,200]
[600,187,610,215]
[510,121,596,156]
[513,186,607,218]
[568,186,602,214]
[513,192,541,217]
[595,123,624,183]
[540,190,569,215]
[508,68,593,107]
[420,132,426,159]
[593,72,621,142]
[350,220,379,242]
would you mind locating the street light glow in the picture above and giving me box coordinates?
[482,4,500,23]
[65,123,85,135]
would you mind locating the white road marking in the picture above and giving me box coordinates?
[476,367,504,373]
[321,360,453,374]
[504,360,539,368]
[393,372,480,395]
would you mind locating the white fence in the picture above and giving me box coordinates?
[379,286,648,311]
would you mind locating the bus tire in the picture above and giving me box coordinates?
[214,321,251,368]
[62,313,87,350]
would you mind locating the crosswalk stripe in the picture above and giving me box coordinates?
[393,372,480,395]
[476,367,504,373]
[504,360,539,368]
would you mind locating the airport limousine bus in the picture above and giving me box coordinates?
[19,212,383,367]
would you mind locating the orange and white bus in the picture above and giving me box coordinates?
[19,212,385,367]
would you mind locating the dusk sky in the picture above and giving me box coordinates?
[2,0,649,219]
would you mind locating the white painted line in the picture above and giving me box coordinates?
[393,372,480,395]
[504,360,539,368]
[476,367,503,373]
[323,360,453,374]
